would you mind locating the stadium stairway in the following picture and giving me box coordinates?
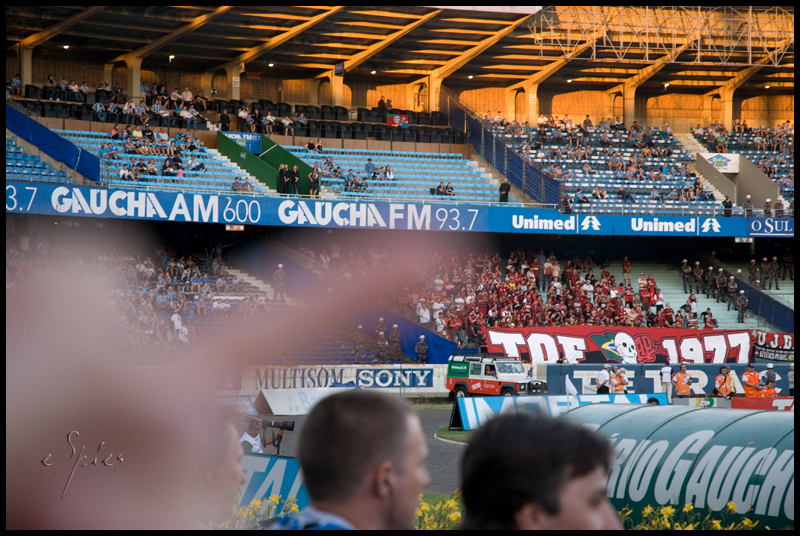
[605,262,774,331]
[723,262,794,310]
[225,266,298,306]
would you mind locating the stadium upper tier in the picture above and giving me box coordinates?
[489,124,743,215]
[690,127,794,202]
[6,138,70,184]
[285,146,507,204]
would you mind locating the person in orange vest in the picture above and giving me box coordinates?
[713,366,732,398]
[742,363,762,398]
[611,366,628,393]
[671,363,692,396]
[760,379,777,398]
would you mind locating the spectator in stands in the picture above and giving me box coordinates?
[499,178,511,203]
[188,156,205,172]
[112,83,124,104]
[435,181,446,195]
[613,116,624,130]
[297,113,307,125]
[582,115,592,127]
[135,100,150,126]
[123,98,136,122]
[385,166,394,180]
[193,91,209,111]
[9,74,21,96]
[281,116,294,135]
[169,88,180,109]
[561,194,573,213]
[385,99,393,112]
[316,138,324,152]
[92,100,107,122]
[377,95,386,112]
[445,182,454,196]
[219,109,230,132]
[650,187,666,205]
[617,185,635,205]
[364,158,376,175]
[575,188,589,204]
[242,178,254,193]
[291,164,300,195]
[231,177,243,191]
[180,86,193,107]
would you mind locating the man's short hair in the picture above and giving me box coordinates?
[461,414,611,530]
[298,390,415,502]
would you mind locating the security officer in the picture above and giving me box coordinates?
[742,195,754,217]
[415,335,428,364]
[763,198,772,217]
[774,198,785,217]
[742,363,762,398]
[353,325,365,364]
[376,332,390,364]
[753,279,762,291]
[747,259,759,285]
[760,257,772,287]
[692,261,704,293]
[715,268,727,303]
[736,291,748,323]
[783,249,794,281]
[726,276,738,310]
[680,259,693,293]
[389,324,402,362]
[769,256,781,290]
[375,317,387,338]
[704,266,715,298]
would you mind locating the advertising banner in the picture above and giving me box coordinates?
[386,114,409,126]
[545,363,792,396]
[672,397,731,408]
[455,393,668,429]
[8,181,792,238]
[564,405,794,529]
[751,330,794,362]
[700,153,740,173]
[222,131,262,154]
[487,326,752,365]
[239,453,308,510]
[254,387,353,415]
[221,365,449,399]
[731,397,794,411]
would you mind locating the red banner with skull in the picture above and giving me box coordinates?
[486,327,753,365]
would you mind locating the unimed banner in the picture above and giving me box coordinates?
[487,326,752,365]
[751,330,795,362]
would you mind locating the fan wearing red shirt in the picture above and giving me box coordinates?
[646,275,657,296]
[663,304,674,326]
[624,286,635,307]
[640,286,651,313]
[622,256,632,286]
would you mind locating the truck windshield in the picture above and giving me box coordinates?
[496,362,525,374]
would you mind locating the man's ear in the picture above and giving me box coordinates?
[514,501,549,531]
[370,460,395,499]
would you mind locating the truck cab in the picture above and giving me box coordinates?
[446,354,547,398]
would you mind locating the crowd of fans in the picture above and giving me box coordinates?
[6,241,275,353]
[293,152,397,195]
[101,126,208,181]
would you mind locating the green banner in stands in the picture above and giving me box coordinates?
[216,131,277,192]
[259,135,312,196]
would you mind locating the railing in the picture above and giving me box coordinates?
[439,87,561,206]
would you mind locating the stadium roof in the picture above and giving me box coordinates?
[6,6,794,94]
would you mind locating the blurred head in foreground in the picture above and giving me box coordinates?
[296,390,430,530]
[6,273,244,529]
[460,414,620,530]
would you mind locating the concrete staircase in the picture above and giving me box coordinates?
[676,133,726,201]
[468,154,528,204]
[724,262,794,310]
[207,148,277,194]
[604,261,777,331]
[225,267,298,306]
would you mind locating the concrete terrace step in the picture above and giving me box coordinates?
[226,267,298,306]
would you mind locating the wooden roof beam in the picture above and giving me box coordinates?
[108,6,234,64]
[10,6,106,50]
[210,6,345,73]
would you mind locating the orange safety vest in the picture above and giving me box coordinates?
[673,372,692,395]
[715,374,732,397]
[613,373,626,393]
[760,387,777,398]
[742,371,762,398]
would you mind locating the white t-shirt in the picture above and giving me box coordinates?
[596,369,610,388]
[660,366,672,383]
[171,313,182,330]
[240,432,263,454]
[178,326,189,343]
